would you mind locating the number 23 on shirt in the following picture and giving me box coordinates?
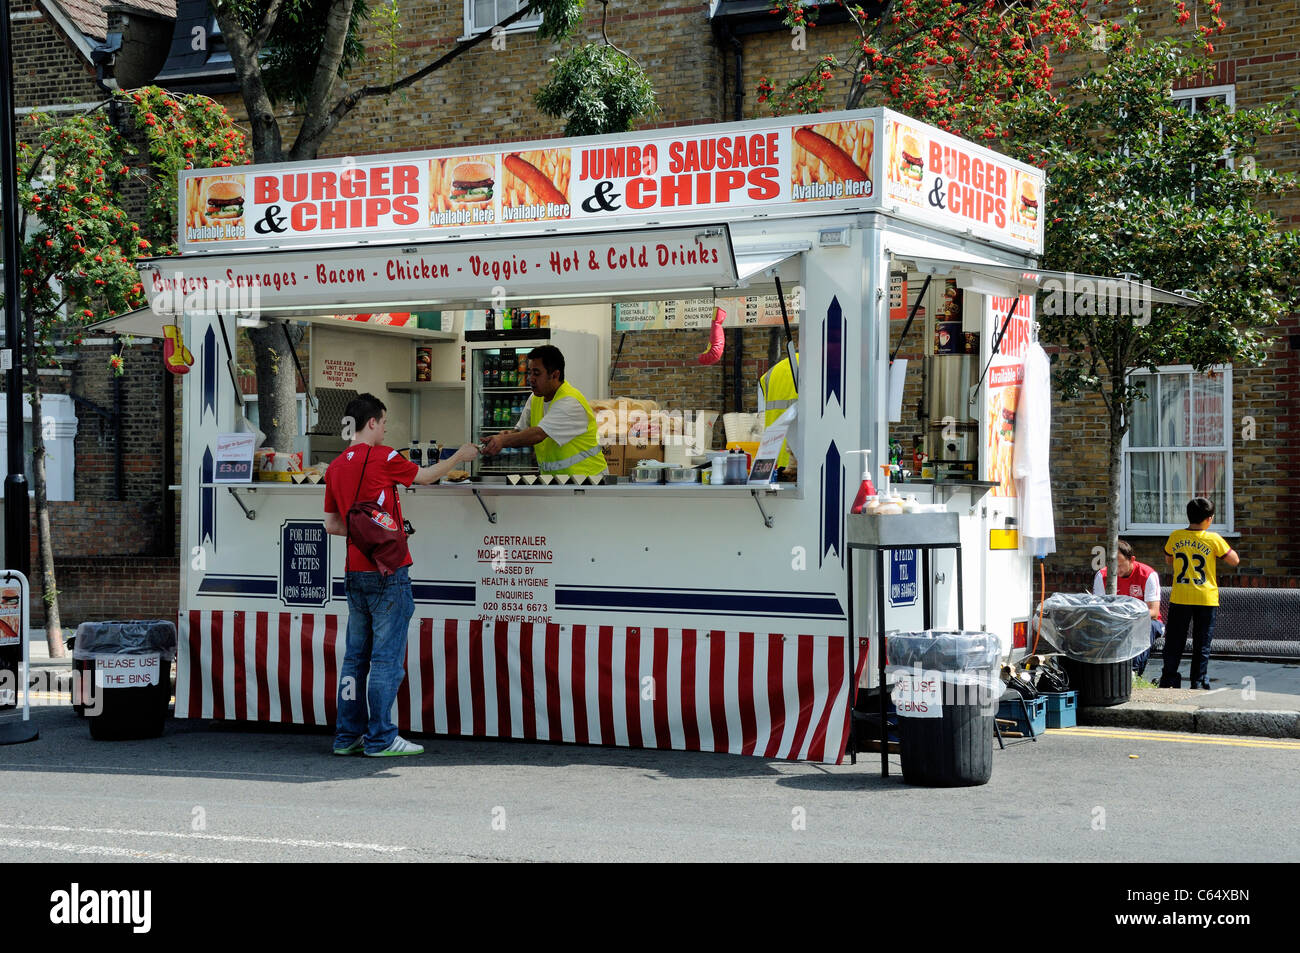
[1164,529,1232,607]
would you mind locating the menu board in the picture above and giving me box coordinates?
[614,292,800,331]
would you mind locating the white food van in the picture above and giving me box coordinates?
[105,108,1063,764]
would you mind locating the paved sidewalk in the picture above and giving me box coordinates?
[1077,658,1300,738]
[13,636,1300,739]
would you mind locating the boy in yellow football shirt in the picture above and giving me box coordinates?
[1158,497,1240,689]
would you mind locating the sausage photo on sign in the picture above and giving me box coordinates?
[503,151,570,209]
[791,121,873,199]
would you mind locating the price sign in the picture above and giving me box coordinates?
[214,432,256,484]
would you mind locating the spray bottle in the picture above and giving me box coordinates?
[846,450,876,514]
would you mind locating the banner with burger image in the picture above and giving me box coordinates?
[500,148,573,223]
[185,173,248,243]
[884,120,927,209]
[790,119,873,202]
[430,154,498,227]
[1009,169,1040,245]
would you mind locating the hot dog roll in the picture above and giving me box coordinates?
[505,154,567,205]
[795,128,870,182]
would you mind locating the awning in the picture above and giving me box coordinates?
[732,244,809,286]
[906,257,1201,308]
[90,224,745,338]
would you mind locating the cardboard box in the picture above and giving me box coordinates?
[624,442,664,466]
[600,443,625,477]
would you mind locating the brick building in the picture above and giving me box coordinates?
[7,1,184,629]
[14,0,1294,630]
[721,1,1300,591]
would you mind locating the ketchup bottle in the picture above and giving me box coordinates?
[848,450,876,514]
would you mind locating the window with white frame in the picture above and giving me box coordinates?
[1172,84,1235,170]
[1123,366,1232,533]
[465,0,542,35]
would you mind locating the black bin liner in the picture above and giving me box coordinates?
[1034,593,1149,663]
[887,630,1002,787]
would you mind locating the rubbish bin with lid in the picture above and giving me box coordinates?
[1034,594,1149,707]
[71,620,176,740]
[888,630,1002,787]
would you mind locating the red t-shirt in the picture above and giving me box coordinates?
[324,444,420,572]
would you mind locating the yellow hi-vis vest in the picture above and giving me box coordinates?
[528,380,607,475]
[759,353,798,468]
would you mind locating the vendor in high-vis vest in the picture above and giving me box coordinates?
[758,348,799,471]
[481,344,607,477]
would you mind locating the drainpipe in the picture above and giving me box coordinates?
[721,20,745,121]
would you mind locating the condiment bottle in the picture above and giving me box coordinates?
[847,450,876,514]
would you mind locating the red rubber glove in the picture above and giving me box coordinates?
[697,308,726,365]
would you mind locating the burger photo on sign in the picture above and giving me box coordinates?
[448,160,494,207]
[1017,176,1039,226]
[202,177,245,223]
[897,132,924,190]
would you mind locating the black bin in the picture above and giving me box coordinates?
[1060,657,1132,707]
[71,621,176,740]
[889,631,1001,787]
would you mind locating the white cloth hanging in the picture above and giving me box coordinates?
[1013,341,1056,557]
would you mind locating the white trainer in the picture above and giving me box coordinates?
[365,735,425,757]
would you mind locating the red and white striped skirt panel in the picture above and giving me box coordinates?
[178,611,869,764]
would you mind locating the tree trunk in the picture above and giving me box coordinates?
[1105,377,1124,596]
[248,322,304,452]
[23,360,64,656]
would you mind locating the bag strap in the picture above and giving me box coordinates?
[344,445,372,573]
[351,445,372,509]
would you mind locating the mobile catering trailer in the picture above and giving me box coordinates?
[105,108,1070,764]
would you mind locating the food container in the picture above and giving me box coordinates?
[632,462,665,484]
[415,346,432,382]
[664,466,699,484]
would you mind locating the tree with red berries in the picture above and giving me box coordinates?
[756,1,1227,139]
[6,90,247,655]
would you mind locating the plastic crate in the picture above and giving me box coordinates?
[997,695,1047,737]
[1042,691,1078,729]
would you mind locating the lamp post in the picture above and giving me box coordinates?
[0,0,30,580]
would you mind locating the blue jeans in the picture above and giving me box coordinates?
[336,565,415,753]
[1132,619,1164,676]
[1159,603,1216,687]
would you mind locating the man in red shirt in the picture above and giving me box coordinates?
[323,393,477,757]
[1092,539,1164,677]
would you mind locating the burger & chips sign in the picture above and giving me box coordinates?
[178,108,1043,255]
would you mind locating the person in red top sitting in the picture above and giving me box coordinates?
[323,393,477,757]
[1092,539,1164,677]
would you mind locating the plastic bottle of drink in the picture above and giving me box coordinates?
[410,440,423,467]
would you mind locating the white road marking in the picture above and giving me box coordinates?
[0,837,238,863]
[0,762,328,780]
[0,822,406,853]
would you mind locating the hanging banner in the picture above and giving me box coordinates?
[178,108,1043,256]
[983,293,1034,497]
